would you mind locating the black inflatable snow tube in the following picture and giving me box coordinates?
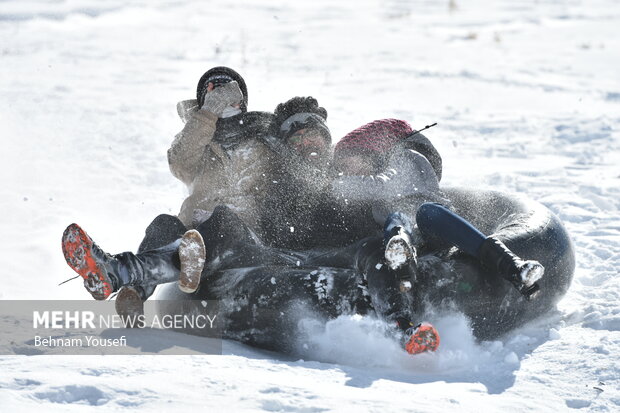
[156,188,575,343]
[418,187,575,339]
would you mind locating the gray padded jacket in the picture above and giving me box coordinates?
[168,100,273,229]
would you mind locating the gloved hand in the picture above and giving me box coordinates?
[201,81,243,117]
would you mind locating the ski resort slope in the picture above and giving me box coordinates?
[1,0,619,411]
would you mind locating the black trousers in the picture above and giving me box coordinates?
[139,207,412,328]
[138,214,188,253]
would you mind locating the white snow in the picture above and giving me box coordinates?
[1,0,620,411]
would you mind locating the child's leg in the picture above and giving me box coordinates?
[415,203,485,257]
[416,202,543,299]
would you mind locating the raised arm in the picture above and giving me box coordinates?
[167,81,243,185]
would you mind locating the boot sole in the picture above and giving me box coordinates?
[520,261,545,287]
[405,322,440,355]
[61,223,113,300]
[115,286,145,328]
[385,236,415,270]
[178,230,206,294]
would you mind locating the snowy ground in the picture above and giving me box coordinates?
[1,0,619,411]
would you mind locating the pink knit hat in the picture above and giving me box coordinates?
[334,119,414,169]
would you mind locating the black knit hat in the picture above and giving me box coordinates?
[196,66,248,112]
[273,96,331,144]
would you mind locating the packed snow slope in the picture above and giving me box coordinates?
[1,0,619,411]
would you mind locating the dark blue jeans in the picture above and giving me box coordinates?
[385,203,486,258]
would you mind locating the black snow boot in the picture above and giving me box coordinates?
[384,225,417,272]
[355,238,417,323]
[478,236,544,300]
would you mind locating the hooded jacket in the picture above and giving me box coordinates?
[331,148,449,224]
[168,99,274,229]
[331,119,448,229]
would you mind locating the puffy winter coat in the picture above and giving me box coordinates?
[168,99,275,229]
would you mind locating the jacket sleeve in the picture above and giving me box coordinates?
[167,107,219,186]
[402,132,443,182]
[176,99,200,124]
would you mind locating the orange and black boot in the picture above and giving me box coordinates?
[62,223,186,301]
[402,321,440,355]
[62,223,120,300]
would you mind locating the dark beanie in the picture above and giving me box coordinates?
[196,66,248,112]
[334,119,414,169]
[273,96,331,144]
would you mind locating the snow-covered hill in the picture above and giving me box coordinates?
[1,0,619,411]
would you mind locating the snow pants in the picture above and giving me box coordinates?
[138,204,491,332]
[138,207,413,343]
